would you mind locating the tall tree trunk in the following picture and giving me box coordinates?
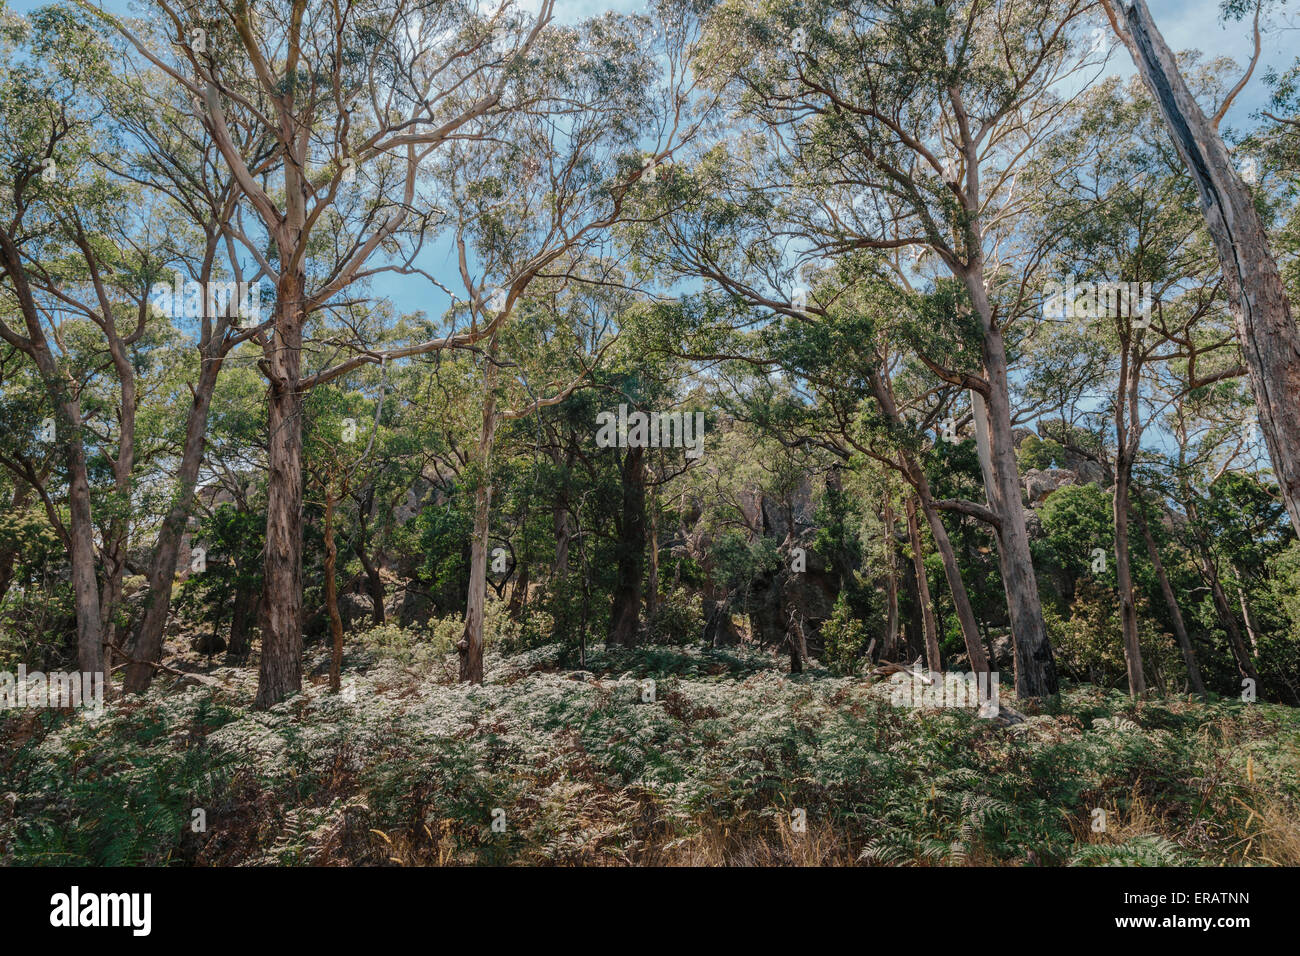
[1236,583,1260,660]
[1200,546,1259,683]
[124,356,221,692]
[1113,467,1147,696]
[906,496,942,674]
[355,538,386,625]
[914,479,989,674]
[255,276,306,709]
[552,445,573,577]
[554,502,571,577]
[1136,508,1206,696]
[98,334,137,665]
[973,330,1059,697]
[883,499,900,662]
[608,444,646,647]
[354,490,386,625]
[508,552,530,615]
[645,483,660,626]
[786,607,808,673]
[1111,0,1300,530]
[226,575,254,663]
[0,230,105,680]
[459,342,500,684]
[865,373,983,669]
[66,445,105,679]
[324,485,344,693]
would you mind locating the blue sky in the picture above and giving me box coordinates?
[8,0,1294,320]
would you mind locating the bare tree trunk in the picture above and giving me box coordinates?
[974,331,1059,697]
[460,345,500,684]
[97,331,137,666]
[645,483,660,626]
[66,448,105,680]
[1237,583,1260,659]
[226,578,254,663]
[124,357,221,692]
[883,500,900,662]
[608,444,646,647]
[552,443,574,578]
[324,485,344,693]
[461,478,493,683]
[508,551,529,615]
[554,502,571,577]
[255,276,306,709]
[1136,508,1206,697]
[355,538,386,625]
[786,608,808,673]
[906,496,942,674]
[354,490,386,625]
[1201,547,1259,683]
[1113,467,1147,696]
[916,483,989,674]
[1111,0,1300,530]
[0,230,105,680]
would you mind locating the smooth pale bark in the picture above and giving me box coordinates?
[460,476,493,683]
[552,443,574,577]
[608,444,646,647]
[1237,584,1260,659]
[1111,0,1300,530]
[969,318,1059,698]
[459,346,501,684]
[255,274,307,709]
[1113,469,1147,696]
[1136,508,1206,697]
[906,496,942,674]
[864,371,987,671]
[66,443,105,680]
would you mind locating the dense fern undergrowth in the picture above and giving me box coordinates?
[2,631,1297,867]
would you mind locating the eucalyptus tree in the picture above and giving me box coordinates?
[84,0,557,705]
[95,25,275,693]
[1162,382,1267,686]
[1033,75,1245,695]
[673,0,1113,697]
[0,7,170,680]
[1099,0,1300,532]
[408,4,718,681]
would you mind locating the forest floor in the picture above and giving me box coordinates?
[2,633,1299,866]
